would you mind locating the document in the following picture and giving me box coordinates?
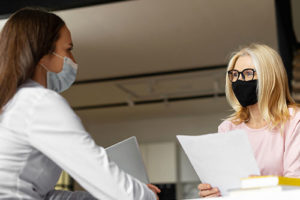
[177,130,260,195]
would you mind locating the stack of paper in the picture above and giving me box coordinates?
[241,176,300,188]
[227,176,300,196]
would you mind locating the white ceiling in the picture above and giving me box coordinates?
[56,0,277,80]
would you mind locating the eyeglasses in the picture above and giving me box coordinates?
[227,68,256,82]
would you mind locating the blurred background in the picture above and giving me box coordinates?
[1,0,300,199]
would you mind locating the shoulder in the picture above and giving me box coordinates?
[20,83,84,131]
[16,81,69,108]
[283,107,300,149]
[27,88,73,118]
[9,81,74,122]
[289,107,300,119]
[286,107,300,132]
[1,81,75,131]
[218,119,237,133]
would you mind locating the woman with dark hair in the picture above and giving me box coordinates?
[0,8,160,200]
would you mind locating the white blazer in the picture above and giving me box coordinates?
[0,80,155,200]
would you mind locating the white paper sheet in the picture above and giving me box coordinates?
[177,130,260,195]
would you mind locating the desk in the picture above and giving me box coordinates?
[184,189,300,200]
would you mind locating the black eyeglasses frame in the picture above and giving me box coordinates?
[227,68,256,82]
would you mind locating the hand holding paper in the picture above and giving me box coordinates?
[177,130,260,195]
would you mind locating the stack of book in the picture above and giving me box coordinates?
[228,176,300,197]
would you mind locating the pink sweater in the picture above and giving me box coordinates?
[218,109,300,177]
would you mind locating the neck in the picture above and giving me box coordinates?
[32,64,47,88]
[246,104,267,128]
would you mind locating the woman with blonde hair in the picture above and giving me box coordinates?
[198,43,300,198]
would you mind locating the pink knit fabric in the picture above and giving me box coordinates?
[218,108,300,177]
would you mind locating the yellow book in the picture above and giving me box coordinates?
[241,176,300,189]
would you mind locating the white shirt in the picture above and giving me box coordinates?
[0,80,155,200]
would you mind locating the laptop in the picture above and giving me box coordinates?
[105,136,150,184]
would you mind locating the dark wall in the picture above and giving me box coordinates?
[0,0,130,18]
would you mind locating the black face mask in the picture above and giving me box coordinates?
[232,80,258,107]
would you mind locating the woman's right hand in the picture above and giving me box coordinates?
[197,183,221,198]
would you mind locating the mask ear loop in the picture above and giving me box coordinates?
[52,52,78,71]
[40,63,49,71]
[39,63,49,88]
[52,52,64,59]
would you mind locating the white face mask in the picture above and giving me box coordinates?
[41,53,78,93]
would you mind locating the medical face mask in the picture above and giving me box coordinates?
[42,53,78,93]
[232,80,258,107]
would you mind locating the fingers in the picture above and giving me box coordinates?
[198,186,220,198]
[206,192,221,198]
[147,184,161,200]
[198,183,212,190]
[147,184,161,193]
[201,187,219,197]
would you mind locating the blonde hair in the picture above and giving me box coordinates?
[225,43,297,129]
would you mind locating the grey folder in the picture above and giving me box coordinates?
[105,136,150,184]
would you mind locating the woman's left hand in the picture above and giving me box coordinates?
[147,184,161,200]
